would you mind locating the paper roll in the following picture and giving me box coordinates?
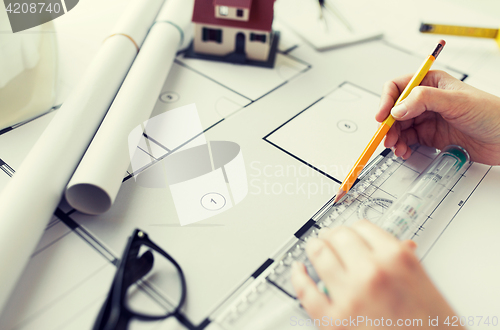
[65,0,194,215]
[0,0,164,315]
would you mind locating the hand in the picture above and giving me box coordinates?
[376,70,500,165]
[291,220,462,329]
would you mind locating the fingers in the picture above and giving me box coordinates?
[393,139,409,158]
[349,220,400,252]
[295,221,421,320]
[349,221,421,271]
[401,146,413,160]
[318,227,372,270]
[377,71,463,157]
[307,222,398,278]
[384,124,419,159]
[419,70,459,90]
[402,239,418,251]
[376,75,414,122]
[303,227,374,299]
[391,85,466,121]
[305,238,345,294]
[291,262,331,319]
[384,123,400,148]
[377,70,462,122]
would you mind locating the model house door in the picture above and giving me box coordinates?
[235,33,245,54]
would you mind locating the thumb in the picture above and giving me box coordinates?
[390,86,462,121]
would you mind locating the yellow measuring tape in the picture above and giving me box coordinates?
[420,23,500,47]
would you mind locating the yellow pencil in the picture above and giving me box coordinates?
[333,39,446,204]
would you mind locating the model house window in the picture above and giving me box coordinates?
[236,9,244,17]
[219,6,229,16]
[250,33,266,43]
[202,28,222,43]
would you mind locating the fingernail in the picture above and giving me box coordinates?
[391,102,407,118]
[383,136,391,148]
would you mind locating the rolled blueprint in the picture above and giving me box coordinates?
[0,0,164,315]
[65,0,194,215]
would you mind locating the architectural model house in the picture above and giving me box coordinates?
[187,0,279,68]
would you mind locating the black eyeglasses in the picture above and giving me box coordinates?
[93,229,187,330]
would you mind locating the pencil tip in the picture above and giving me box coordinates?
[333,189,346,204]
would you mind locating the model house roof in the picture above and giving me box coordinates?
[192,0,275,32]
[213,0,252,9]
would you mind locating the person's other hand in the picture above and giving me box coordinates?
[291,220,462,329]
[377,70,500,165]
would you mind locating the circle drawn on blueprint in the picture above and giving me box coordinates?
[337,119,358,133]
[159,91,180,103]
[201,193,226,211]
[357,197,393,223]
